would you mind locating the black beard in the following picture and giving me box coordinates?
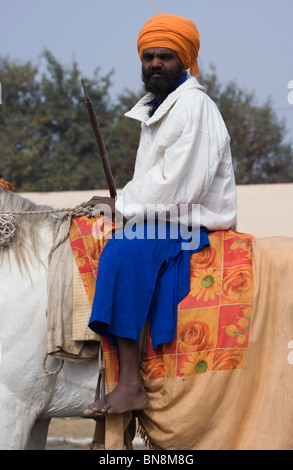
[142,63,184,100]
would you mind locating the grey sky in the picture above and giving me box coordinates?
[1,0,293,143]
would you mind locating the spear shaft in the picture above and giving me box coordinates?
[81,79,117,198]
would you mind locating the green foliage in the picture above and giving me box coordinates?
[107,89,142,188]
[201,67,293,184]
[0,53,293,191]
[0,50,129,191]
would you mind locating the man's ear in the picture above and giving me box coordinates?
[181,63,187,74]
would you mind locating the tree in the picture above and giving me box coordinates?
[200,67,293,184]
[0,56,40,189]
[106,89,142,188]
[0,50,118,191]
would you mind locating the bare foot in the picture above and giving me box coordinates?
[83,381,149,417]
[83,336,149,418]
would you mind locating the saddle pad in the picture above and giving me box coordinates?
[102,229,253,384]
[69,220,253,385]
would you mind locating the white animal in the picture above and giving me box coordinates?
[0,189,100,450]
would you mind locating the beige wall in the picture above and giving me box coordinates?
[20,183,293,239]
[236,184,293,238]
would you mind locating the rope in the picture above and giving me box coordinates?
[0,204,93,218]
[0,204,93,247]
[0,214,16,246]
[42,352,64,376]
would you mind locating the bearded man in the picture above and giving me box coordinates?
[83,14,237,417]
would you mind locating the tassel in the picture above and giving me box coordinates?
[90,438,105,450]
[137,416,159,450]
[88,344,106,450]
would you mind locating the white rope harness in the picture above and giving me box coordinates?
[0,214,16,246]
[0,204,93,247]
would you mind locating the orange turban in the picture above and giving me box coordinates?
[137,14,200,76]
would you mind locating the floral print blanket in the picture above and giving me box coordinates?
[70,217,253,384]
[70,220,293,450]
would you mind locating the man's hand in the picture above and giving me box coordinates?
[83,195,115,210]
[83,195,116,218]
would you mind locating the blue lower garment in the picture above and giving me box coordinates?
[88,220,210,350]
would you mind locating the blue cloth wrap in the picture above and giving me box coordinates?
[88,221,209,350]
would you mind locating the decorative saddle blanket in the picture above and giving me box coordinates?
[70,216,253,384]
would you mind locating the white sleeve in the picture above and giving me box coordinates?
[116,117,224,219]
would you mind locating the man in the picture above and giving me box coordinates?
[83,14,237,417]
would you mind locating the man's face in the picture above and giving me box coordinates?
[141,47,185,100]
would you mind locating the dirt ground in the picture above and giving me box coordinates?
[46,417,147,450]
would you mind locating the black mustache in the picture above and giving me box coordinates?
[145,69,165,79]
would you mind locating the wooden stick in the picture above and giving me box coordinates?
[81,79,117,198]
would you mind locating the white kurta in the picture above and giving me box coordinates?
[115,77,237,231]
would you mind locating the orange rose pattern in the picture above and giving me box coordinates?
[70,223,254,383]
[141,229,254,381]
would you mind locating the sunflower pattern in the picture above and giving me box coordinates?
[70,222,254,384]
[141,229,254,381]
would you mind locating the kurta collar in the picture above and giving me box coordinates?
[144,75,188,116]
[124,77,206,125]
